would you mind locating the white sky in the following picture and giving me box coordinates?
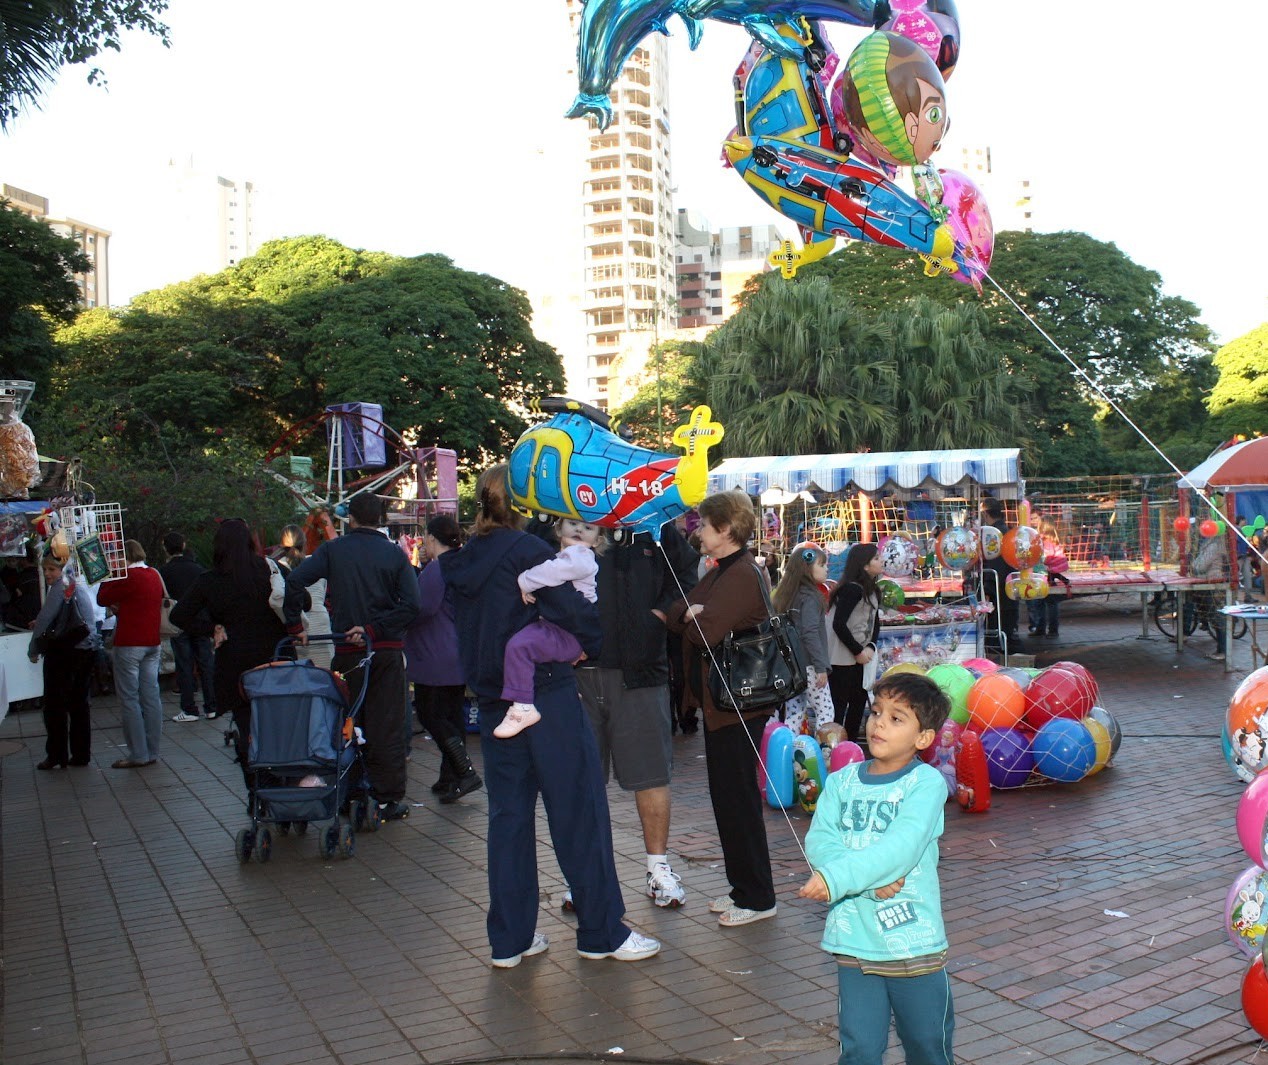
[2,0,1264,345]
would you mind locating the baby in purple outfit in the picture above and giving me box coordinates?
[493,518,604,738]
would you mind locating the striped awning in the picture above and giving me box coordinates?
[1177,437,1268,492]
[706,448,1021,497]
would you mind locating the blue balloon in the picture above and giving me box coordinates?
[567,0,703,130]
[1032,720,1096,783]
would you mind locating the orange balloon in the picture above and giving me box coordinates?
[1002,526,1044,569]
[1228,667,1268,742]
[967,673,1026,732]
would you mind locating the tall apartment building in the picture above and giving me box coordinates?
[566,1,676,412]
[3,183,110,308]
[163,160,257,277]
[674,209,783,329]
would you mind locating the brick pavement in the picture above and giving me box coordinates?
[1,594,1264,1065]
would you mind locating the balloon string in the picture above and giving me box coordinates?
[982,271,1266,569]
[656,541,813,870]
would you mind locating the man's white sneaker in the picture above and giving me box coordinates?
[718,903,777,927]
[646,863,685,908]
[578,930,661,962]
[491,932,548,969]
[493,702,541,739]
[708,895,732,913]
[172,712,200,723]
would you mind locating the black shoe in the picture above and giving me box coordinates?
[67,758,90,767]
[378,801,410,821]
[439,771,483,805]
[36,758,66,770]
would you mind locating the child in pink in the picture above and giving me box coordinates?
[493,518,603,738]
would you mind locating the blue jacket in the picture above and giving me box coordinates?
[440,528,601,702]
[284,527,419,648]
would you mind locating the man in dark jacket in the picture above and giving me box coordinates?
[979,497,1023,654]
[283,493,420,820]
[159,531,217,722]
[573,522,699,911]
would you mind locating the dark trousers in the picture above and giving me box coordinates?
[43,647,95,764]
[837,965,954,1065]
[335,648,408,803]
[479,675,629,960]
[414,683,467,783]
[829,664,869,741]
[170,632,216,714]
[704,716,776,912]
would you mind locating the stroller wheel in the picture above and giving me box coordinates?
[338,822,355,859]
[277,821,292,836]
[319,823,339,859]
[361,799,382,834]
[254,827,273,863]
[294,821,309,837]
[234,828,254,864]
[351,799,366,832]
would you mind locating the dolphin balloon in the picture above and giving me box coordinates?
[567,0,703,130]
[508,401,724,541]
[683,0,875,59]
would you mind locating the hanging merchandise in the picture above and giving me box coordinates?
[0,389,40,499]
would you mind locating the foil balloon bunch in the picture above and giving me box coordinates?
[567,0,992,287]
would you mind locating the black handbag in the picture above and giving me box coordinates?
[37,591,89,654]
[706,564,809,713]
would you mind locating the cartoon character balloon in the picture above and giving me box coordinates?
[880,0,960,77]
[935,526,978,571]
[508,399,723,541]
[879,534,920,577]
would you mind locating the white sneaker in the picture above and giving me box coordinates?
[708,895,732,913]
[718,903,777,927]
[171,712,200,723]
[578,930,661,962]
[491,932,548,969]
[646,863,686,908]
[493,702,541,739]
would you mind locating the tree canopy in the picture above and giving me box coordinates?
[0,0,170,128]
[49,235,565,466]
[0,199,90,399]
[1207,324,1268,438]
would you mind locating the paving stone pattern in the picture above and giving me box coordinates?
[1,595,1264,1064]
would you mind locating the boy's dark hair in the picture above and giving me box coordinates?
[163,531,185,556]
[348,493,385,528]
[872,672,950,733]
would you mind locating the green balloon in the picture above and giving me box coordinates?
[1244,525,1256,539]
[1256,515,1267,530]
[1216,520,1227,535]
[925,663,975,716]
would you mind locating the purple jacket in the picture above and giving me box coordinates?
[403,560,464,686]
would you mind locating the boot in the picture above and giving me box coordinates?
[430,759,457,795]
[439,736,483,804]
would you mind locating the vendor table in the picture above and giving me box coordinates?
[1222,604,1268,672]
[0,629,44,723]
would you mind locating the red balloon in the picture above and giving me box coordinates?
[1200,519,1219,537]
[1024,667,1093,729]
[1173,516,1191,532]
[1048,660,1100,707]
[1243,956,1268,1039]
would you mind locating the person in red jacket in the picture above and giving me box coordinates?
[97,540,164,768]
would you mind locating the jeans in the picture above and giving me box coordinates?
[114,644,162,762]
[836,965,954,1065]
[170,632,216,715]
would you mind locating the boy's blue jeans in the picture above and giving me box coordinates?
[837,964,954,1065]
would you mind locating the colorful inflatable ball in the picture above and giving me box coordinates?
[980,726,1033,789]
[1225,723,1259,784]
[962,657,997,675]
[879,534,920,577]
[935,526,978,571]
[1081,716,1113,776]
[883,662,927,678]
[967,672,1026,732]
[1238,771,1268,867]
[1031,719,1096,782]
[764,724,796,809]
[1226,865,1268,959]
[1085,705,1121,759]
[1229,667,1268,776]
[829,741,866,773]
[979,525,1002,560]
[1244,955,1268,1040]
[793,734,826,813]
[925,662,975,725]
[1024,667,1094,729]
[1048,660,1100,705]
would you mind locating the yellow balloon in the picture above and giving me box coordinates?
[1083,717,1112,775]
[883,662,926,677]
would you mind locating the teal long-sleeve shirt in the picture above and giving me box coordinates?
[805,758,947,962]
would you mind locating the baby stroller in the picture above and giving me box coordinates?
[234,634,379,863]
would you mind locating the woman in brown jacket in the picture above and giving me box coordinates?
[661,489,778,927]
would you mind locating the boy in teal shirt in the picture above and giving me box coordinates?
[800,672,954,1065]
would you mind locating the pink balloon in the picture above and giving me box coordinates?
[963,658,998,675]
[1239,772,1268,867]
[830,741,866,773]
[939,169,993,289]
